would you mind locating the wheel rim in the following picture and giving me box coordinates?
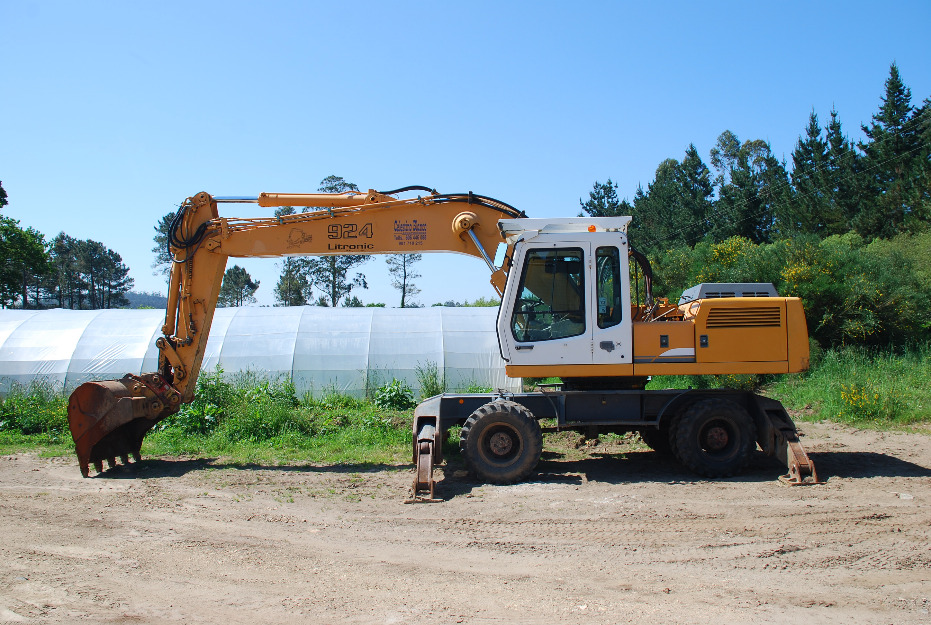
[698,418,736,457]
[479,424,522,465]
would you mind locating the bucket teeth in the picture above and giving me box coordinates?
[121,455,129,465]
[94,460,103,474]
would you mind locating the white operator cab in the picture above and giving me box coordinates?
[496,217,633,368]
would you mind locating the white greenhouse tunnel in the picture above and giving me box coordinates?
[0,307,519,397]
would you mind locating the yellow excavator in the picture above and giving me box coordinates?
[67,186,819,500]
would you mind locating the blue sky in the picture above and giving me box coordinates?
[2,1,930,307]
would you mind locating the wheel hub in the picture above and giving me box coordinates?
[703,425,730,451]
[488,431,514,456]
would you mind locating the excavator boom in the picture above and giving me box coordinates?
[67,187,523,477]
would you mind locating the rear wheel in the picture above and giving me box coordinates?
[459,400,543,484]
[671,398,756,478]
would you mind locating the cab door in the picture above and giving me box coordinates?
[498,241,593,367]
[591,243,633,365]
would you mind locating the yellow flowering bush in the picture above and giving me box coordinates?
[838,382,901,422]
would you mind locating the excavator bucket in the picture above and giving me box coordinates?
[67,373,180,477]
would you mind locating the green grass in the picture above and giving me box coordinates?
[143,402,410,465]
[0,380,72,454]
[766,344,931,429]
[648,343,931,430]
[0,431,72,456]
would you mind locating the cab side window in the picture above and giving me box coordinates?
[596,246,622,329]
[511,248,585,342]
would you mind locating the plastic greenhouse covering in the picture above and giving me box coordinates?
[0,307,519,397]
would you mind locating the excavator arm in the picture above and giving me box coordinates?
[67,187,523,477]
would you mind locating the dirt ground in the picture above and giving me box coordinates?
[1,421,929,625]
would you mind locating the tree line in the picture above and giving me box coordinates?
[0,184,134,309]
[581,63,931,348]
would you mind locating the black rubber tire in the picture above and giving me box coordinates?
[638,427,672,455]
[459,400,543,484]
[671,398,757,478]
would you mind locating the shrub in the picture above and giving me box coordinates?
[374,379,416,410]
[650,232,931,348]
[782,233,931,346]
[837,382,903,423]
[159,366,236,434]
[305,387,366,411]
[159,367,299,435]
[0,381,68,437]
[415,361,445,399]
[243,379,299,407]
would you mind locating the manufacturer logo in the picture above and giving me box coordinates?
[328,243,375,251]
[286,228,312,248]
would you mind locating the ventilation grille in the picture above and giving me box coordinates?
[703,290,774,299]
[679,282,778,304]
[706,306,782,328]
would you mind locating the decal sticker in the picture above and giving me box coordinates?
[393,219,427,247]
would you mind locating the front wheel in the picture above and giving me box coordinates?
[459,400,543,484]
[671,398,757,478]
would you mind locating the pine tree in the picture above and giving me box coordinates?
[40,235,133,309]
[788,111,830,235]
[910,97,931,222]
[630,145,715,255]
[76,240,108,309]
[218,265,259,307]
[709,132,789,244]
[823,109,861,233]
[0,217,49,308]
[274,257,311,306]
[100,248,134,308]
[856,62,922,237]
[579,179,633,217]
[151,211,176,278]
[677,144,715,246]
[917,97,931,149]
[305,256,368,307]
[630,162,679,255]
[46,233,81,308]
[386,253,422,308]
